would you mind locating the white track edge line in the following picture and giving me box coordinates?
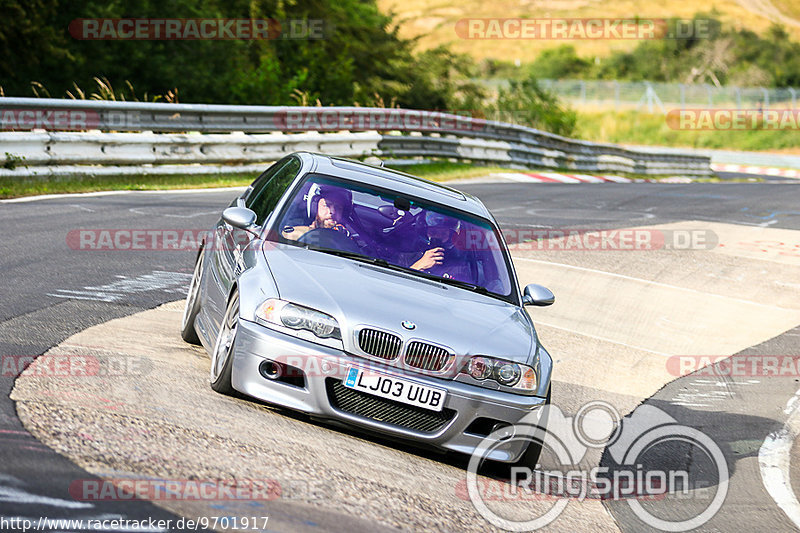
[514,257,799,311]
[759,388,800,529]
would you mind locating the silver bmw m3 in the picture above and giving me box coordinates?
[181,152,555,465]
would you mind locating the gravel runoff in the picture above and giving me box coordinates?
[10,301,619,533]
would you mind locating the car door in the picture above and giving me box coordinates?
[206,156,302,335]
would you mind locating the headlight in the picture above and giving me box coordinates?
[494,361,521,386]
[255,299,341,340]
[462,356,537,393]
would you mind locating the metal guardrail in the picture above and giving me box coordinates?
[0,97,712,177]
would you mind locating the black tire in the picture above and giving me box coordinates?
[210,291,239,395]
[180,250,204,344]
[516,385,552,468]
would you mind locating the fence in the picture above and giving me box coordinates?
[538,79,799,113]
[0,97,712,177]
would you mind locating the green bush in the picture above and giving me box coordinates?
[494,76,578,136]
[0,0,483,109]
[0,0,584,137]
[528,15,800,87]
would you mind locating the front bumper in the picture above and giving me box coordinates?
[231,319,548,462]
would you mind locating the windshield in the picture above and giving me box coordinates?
[270,174,515,300]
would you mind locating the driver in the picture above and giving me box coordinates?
[282,185,352,241]
[407,211,472,282]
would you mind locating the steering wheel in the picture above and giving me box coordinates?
[297,227,362,254]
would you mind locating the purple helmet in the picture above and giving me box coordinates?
[307,184,352,220]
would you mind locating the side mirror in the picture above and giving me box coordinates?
[222,207,258,231]
[522,284,555,307]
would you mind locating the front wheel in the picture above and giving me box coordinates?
[210,291,239,395]
[181,250,204,344]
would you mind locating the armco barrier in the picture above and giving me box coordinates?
[0,131,382,166]
[0,98,711,177]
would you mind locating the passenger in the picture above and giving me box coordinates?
[407,211,473,282]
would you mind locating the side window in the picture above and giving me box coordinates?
[247,157,302,225]
[245,157,289,208]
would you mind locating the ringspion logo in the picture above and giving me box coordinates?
[464,402,728,530]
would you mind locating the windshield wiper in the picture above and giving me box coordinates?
[313,248,392,267]
[431,276,491,295]
[396,267,493,295]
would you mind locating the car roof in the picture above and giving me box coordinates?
[296,152,493,220]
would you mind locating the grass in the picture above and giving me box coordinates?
[575,109,800,151]
[376,0,799,62]
[0,163,514,199]
[0,173,257,199]
[385,161,524,180]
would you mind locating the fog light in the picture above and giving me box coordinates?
[259,360,283,380]
[491,422,515,441]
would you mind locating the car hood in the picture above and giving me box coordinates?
[262,244,535,364]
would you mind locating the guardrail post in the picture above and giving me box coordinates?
[762,87,769,109]
[789,87,797,109]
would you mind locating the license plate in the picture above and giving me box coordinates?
[343,367,447,412]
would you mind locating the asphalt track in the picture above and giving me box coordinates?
[1,180,800,531]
